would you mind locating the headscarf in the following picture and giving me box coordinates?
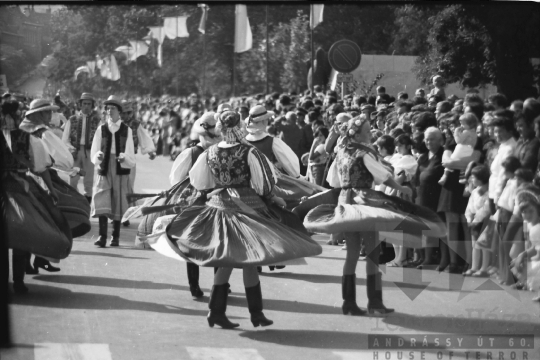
[216,110,246,144]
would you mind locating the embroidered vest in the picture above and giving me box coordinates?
[1,129,31,172]
[98,122,131,176]
[207,144,251,188]
[336,145,374,189]
[247,136,277,164]
[126,119,141,154]
[69,110,101,157]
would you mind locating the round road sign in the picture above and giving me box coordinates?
[328,40,362,73]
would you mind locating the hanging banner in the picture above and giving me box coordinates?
[164,16,189,39]
[234,5,252,53]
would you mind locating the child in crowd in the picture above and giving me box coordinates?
[439,113,478,185]
[308,127,329,186]
[510,188,540,301]
[463,165,491,277]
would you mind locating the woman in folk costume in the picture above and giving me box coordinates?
[1,100,72,293]
[245,105,323,209]
[19,99,91,273]
[139,112,221,299]
[302,116,446,316]
[91,95,136,247]
[162,109,322,328]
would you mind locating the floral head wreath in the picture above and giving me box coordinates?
[338,114,369,139]
[216,110,244,144]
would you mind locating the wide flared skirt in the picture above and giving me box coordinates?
[302,188,447,249]
[165,187,322,267]
[49,170,91,238]
[3,173,73,259]
[274,173,325,209]
[137,178,201,236]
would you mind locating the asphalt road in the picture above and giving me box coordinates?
[3,154,540,360]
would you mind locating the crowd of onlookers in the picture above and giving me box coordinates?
[3,77,540,300]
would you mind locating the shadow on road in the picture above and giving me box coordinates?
[33,275,188,291]
[259,272,471,293]
[381,313,539,334]
[70,250,150,260]
[9,284,208,316]
[239,330,439,351]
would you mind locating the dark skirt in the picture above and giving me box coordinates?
[50,170,91,238]
[3,172,73,259]
[164,187,322,267]
[137,178,202,237]
[437,168,468,214]
[302,188,446,249]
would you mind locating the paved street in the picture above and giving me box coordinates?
[3,154,540,360]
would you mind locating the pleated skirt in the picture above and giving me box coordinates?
[165,187,322,267]
[301,188,447,249]
[2,172,73,259]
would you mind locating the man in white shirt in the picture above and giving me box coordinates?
[62,93,102,202]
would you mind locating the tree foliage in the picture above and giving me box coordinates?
[410,3,540,100]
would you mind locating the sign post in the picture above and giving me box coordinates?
[328,40,362,100]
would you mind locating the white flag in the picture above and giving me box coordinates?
[164,16,189,39]
[310,4,324,29]
[198,4,208,34]
[109,55,120,81]
[128,41,149,61]
[234,5,252,53]
[86,61,96,77]
[148,26,165,44]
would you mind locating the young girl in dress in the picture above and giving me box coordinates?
[439,113,478,185]
[463,165,491,277]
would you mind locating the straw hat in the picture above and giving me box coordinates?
[104,95,123,111]
[79,93,95,102]
[25,99,59,116]
[192,112,217,135]
[247,105,274,123]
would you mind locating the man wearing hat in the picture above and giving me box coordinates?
[371,105,389,131]
[62,92,102,202]
[91,95,136,248]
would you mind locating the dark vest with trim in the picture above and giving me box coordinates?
[1,129,31,172]
[69,110,101,157]
[207,144,251,188]
[246,136,277,164]
[336,145,374,189]
[98,122,131,176]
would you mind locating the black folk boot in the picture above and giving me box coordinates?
[187,263,204,299]
[110,220,121,246]
[341,274,367,316]
[207,284,239,329]
[367,272,394,316]
[94,216,108,247]
[245,282,273,327]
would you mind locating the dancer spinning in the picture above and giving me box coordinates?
[140,112,221,299]
[161,109,322,328]
[303,116,446,316]
[1,100,72,293]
